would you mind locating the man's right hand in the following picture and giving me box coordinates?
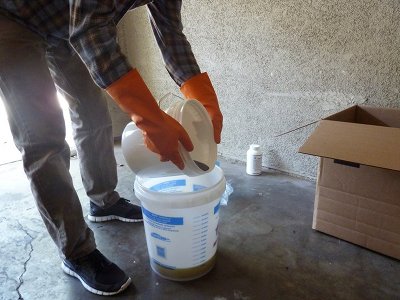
[106,69,193,170]
[142,110,193,170]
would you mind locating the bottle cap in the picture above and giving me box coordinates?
[250,144,260,151]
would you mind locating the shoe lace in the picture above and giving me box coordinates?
[118,198,131,207]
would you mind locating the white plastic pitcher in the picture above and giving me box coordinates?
[121,98,217,177]
[134,166,226,281]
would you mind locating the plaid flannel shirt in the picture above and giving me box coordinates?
[0,0,200,88]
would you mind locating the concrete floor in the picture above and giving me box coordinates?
[0,145,399,300]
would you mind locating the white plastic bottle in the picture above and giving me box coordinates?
[246,144,263,175]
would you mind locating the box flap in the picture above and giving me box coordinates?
[299,120,400,171]
[324,105,390,127]
[359,106,400,128]
[323,105,357,122]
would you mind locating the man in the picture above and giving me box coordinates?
[0,0,223,296]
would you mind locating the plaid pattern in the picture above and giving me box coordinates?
[0,0,200,88]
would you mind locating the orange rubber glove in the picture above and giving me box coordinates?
[106,69,193,170]
[180,73,223,144]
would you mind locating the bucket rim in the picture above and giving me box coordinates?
[134,166,226,209]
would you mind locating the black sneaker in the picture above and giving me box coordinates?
[62,249,131,296]
[88,198,143,223]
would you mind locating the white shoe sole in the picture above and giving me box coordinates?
[87,215,143,223]
[61,262,132,296]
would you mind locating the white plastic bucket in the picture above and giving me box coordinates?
[122,99,217,177]
[134,166,226,281]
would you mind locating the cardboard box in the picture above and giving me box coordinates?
[299,105,400,259]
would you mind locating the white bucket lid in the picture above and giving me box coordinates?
[166,99,217,176]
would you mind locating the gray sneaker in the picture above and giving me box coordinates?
[88,198,143,222]
[62,249,131,296]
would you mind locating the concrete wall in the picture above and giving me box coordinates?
[117,0,400,178]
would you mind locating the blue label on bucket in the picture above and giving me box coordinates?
[193,184,206,191]
[156,246,166,258]
[151,232,171,242]
[153,259,176,270]
[142,207,183,225]
[150,179,186,192]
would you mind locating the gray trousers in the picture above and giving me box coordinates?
[0,15,121,260]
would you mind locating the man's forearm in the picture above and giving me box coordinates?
[147,0,201,86]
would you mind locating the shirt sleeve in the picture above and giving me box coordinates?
[147,0,201,86]
[68,1,132,88]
